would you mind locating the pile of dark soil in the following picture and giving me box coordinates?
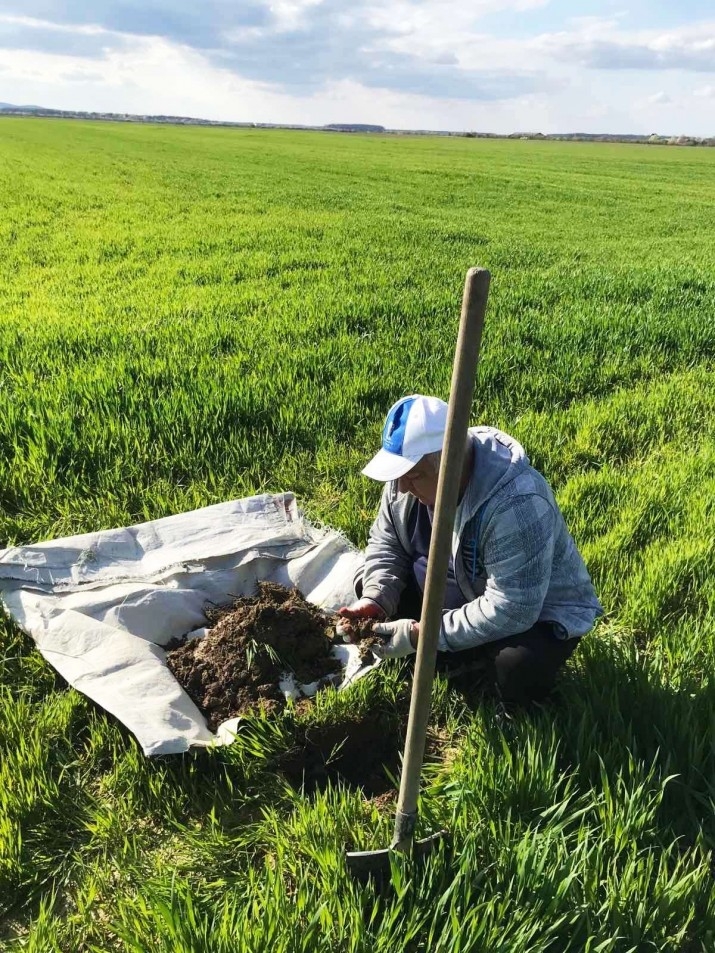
[165,582,341,731]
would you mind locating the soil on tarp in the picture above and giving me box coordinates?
[165,582,341,731]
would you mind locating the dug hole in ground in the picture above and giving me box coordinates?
[0,493,406,793]
[165,581,402,794]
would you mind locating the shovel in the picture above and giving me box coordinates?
[346,266,491,879]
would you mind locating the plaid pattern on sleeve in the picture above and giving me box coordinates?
[439,493,556,651]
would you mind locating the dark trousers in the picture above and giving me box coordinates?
[355,574,580,706]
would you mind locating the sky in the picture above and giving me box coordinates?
[0,1,713,135]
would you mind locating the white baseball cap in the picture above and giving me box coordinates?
[362,395,448,482]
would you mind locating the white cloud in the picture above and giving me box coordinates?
[0,41,544,128]
[0,4,555,103]
[0,13,106,36]
[0,3,713,135]
[269,0,326,33]
[362,1,548,70]
[534,18,715,72]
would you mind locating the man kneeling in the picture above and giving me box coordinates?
[339,395,602,706]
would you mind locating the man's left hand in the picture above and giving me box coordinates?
[372,619,418,658]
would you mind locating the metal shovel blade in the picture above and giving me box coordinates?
[345,830,449,880]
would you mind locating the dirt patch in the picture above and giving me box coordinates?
[165,583,341,731]
[163,587,449,795]
[278,710,402,796]
[370,789,398,812]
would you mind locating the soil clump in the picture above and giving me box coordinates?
[165,582,340,731]
[336,617,382,662]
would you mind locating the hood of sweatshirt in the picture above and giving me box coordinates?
[460,426,530,520]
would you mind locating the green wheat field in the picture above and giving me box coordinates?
[1,118,714,951]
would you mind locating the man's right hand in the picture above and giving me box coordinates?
[337,598,386,620]
[335,598,385,641]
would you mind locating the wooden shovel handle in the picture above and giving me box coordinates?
[391,267,490,851]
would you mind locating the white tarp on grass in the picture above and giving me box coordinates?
[0,493,365,756]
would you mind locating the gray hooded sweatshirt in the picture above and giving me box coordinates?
[361,427,603,651]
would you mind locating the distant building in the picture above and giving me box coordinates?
[324,123,386,133]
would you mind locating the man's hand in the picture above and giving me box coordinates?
[336,598,385,639]
[372,619,418,658]
[337,598,386,620]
